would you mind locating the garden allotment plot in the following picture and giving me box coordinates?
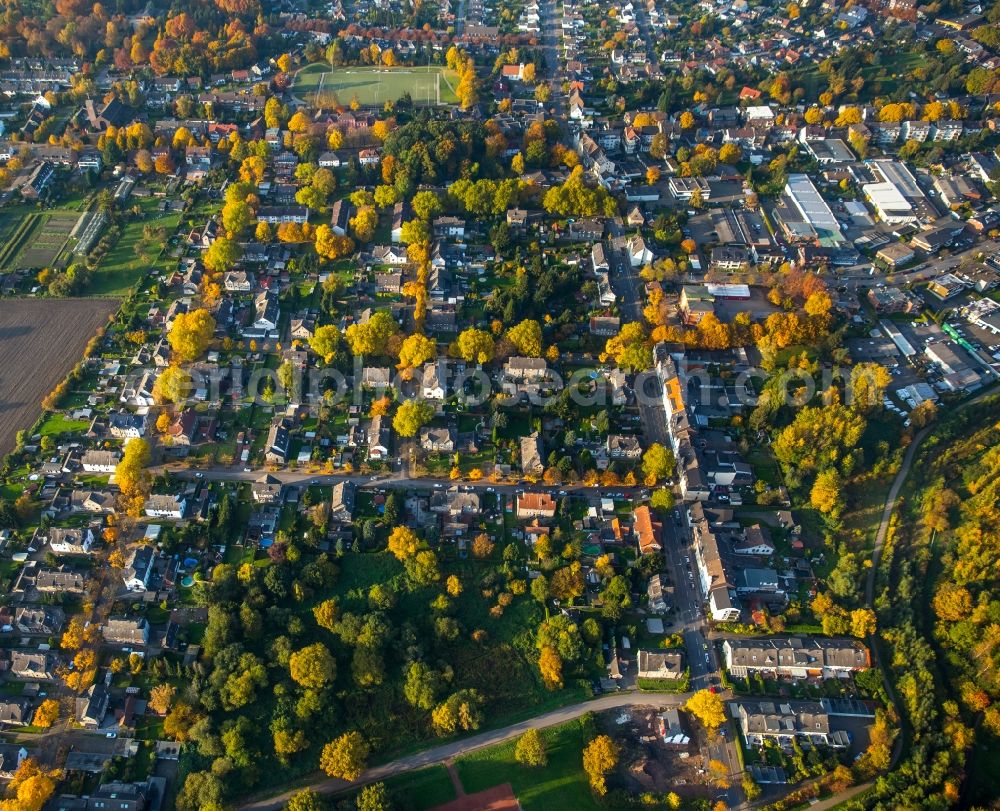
[0,210,79,272]
[294,64,459,107]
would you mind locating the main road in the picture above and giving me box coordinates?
[239,693,691,811]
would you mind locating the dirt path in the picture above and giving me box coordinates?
[444,760,464,798]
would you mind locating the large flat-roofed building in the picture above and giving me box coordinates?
[774,174,846,247]
[860,159,935,225]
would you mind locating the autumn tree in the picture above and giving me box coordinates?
[849,362,892,412]
[538,645,563,690]
[315,225,356,260]
[392,399,435,437]
[515,728,548,767]
[344,310,399,356]
[685,689,726,731]
[387,526,421,561]
[357,784,391,811]
[32,699,59,728]
[153,364,192,405]
[313,598,341,631]
[471,533,495,559]
[168,308,216,361]
[320,731,369,780]
[221,199,253,236]
[810,468,844,517]
[308,325,341,363]
[454,328,495,364]
[289,642,337,688]
[506,319,543,357]
[431,689,484,736]
[115,438,151,515]
[285,789,325,811]
[582,735,619,795]
[148,684,176,715]
[397,334,437,375]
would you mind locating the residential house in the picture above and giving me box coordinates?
[627,235,653,267]
[647,574,672,613]
[47,527,95,555]
[265,419,292,464]
[143,494,186,519]
[433,215,466,239]
[251,474,283,504]
[80,450,120,473]
[35,566,86,593]
[733,524,775,556]
[9,651,57,680]
[253,290,280,334]
[123,546,156,591]
[76,683,110,729]
[14,606,65,635]
[108,412,147,439]
[103,617,150,647]
[607,434,642,460]
[330,481,355,522]
[421,360,447,400]
[637,650,684,680]
[504,357,548,383]
[516,492,557,519]
[420,427,456,453]
[223,270,254,292]
[368,414,391,460]
[330,198,351,236]
[634,505,662,555]
[0,699,32,727]
[520,432,544,477]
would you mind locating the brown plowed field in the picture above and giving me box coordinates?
[0,298,116,455]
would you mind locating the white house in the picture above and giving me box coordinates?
[628,235,653,267]
[421,360,447,400]
[80,450,121,473]
[143,494,186,519]
[47,527,95,555]
[123,546,157,592]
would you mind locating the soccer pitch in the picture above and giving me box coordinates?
[294,64,459,107]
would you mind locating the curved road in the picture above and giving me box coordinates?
[239,693,680,811]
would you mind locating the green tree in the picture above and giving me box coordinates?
[403,661,442,710]
[203,236,242,272]
[641,443,675,482]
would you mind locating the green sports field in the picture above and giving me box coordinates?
[293,63,459,107]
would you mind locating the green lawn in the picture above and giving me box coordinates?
[376,766,456,811]
[89,210,181,297]
[38,412,90,437]
[456,718,609,811]
[293,63,459,107]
